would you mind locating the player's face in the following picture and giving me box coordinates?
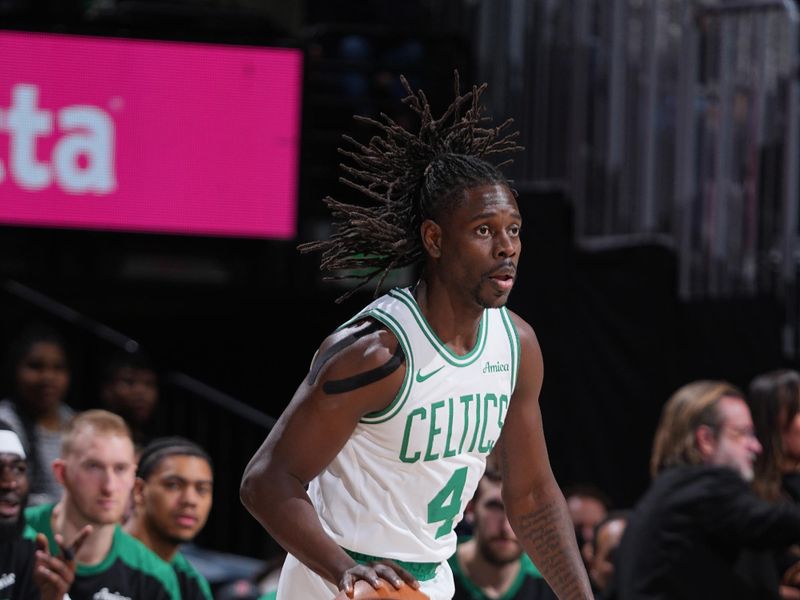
[437,184,521,309]
[0,452,28,534]
[62,432,136,525]
[16,342,70,415]
[472,478,522,566]
[138,455,213,544]
[710,396,762,482]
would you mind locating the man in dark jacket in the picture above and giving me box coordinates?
[616,380,800,600]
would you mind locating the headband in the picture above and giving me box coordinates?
[0,430,25,458]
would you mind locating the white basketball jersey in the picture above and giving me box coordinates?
[308,287,520,563]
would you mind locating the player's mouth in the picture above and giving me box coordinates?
[489,537,521,550]
[487,266,515,292]
[175,514,198,527]
[0,494,21,518]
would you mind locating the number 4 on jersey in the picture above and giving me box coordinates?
[427,466,468,538]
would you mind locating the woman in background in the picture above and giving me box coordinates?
[0,324,75,506]
[749,369,800,598]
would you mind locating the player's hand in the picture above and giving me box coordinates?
[339,561,419,598]
[33,526,92,600]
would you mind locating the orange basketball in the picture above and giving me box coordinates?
[331,579,430,600]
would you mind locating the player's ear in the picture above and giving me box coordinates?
[132,477,146,507]
[463,499,476,526]
[420,219,442,258]
[695,425,717,459]
[52,458,66,485]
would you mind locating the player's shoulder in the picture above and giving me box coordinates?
[115,528,181,596]
[171,551,205,580]
[503,309,539,348]
[24,502,53,531]
[320,317,402,369]
[172,552,213,600]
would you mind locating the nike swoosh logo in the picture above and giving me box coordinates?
[415,365,444,383]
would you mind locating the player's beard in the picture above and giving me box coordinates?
[163,530,193,547]
[477,537,523,567]
[0,499,27,542]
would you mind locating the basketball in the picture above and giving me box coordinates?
[331,579,430,600]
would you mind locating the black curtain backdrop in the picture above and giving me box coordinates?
[508,189,786,509]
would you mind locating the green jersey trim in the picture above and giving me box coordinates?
[499,307,520,395]
[25,504,68,566]
[520,552,542,577]
[75,527,120,576]
[359,307,414,424]
[25,504,121,575]
[448,541,544,599]
[25,503,180,600]
[389,288,488,366]
[172,551,213,600]
[501,554,544,598]
[343,547,439,582]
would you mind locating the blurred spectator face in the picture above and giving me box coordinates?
[706,396,762,482]
[56,430,136,525]
[0,452,28,538]
[471,477,521,566]
[134,455,213,544]
[15,341,70,414]
[782,410,800,464]
[567,494,607,550]
[590,517,626,593]
[103,367,159,425]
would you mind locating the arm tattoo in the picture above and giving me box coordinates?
[306,320,382,385]
[322,344,405,394]
[515,502,590,600]
[498,438,590,599]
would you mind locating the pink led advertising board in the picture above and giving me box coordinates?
[0,31,303,238]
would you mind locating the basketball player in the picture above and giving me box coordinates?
[26,410,180,600]
[125,437,214,600]
[240,74,592,600]
[0,419,39,599]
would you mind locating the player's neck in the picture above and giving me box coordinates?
[125,516,177,562]
[413,279,483,354]
[52,499,116,566]
[458,538,522,599]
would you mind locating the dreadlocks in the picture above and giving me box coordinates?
[299,71,523,302]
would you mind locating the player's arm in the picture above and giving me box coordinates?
[240,318,418,595]
[494,312,593,599]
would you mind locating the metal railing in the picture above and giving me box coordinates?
[1,279,276,558]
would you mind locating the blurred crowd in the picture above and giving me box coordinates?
[0,322,282,600]
[446,373,800,600]
[4,320,800,599]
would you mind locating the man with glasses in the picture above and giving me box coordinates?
[616,381,800,599]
